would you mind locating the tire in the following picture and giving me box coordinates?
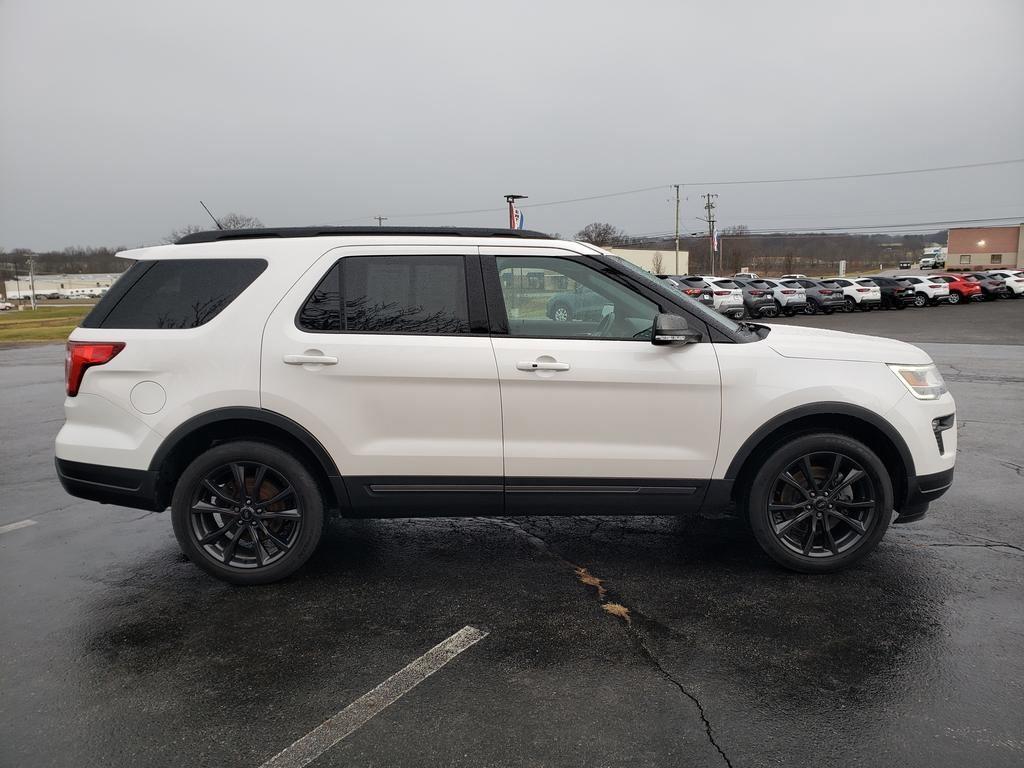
[805,298,819,315]
[913,293,928,308]
[552,303,571,322]
[844,297,856,312]
[894,302,906,310]
[782,308,795,317]
[822,307,834,315]
[746,433,893,573]
[947,291,961,305]
[171,441,325,585]
[773,299,783,316]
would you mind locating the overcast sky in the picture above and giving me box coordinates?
[2,0,1022,251]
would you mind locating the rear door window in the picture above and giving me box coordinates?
[82,259,267,329]
[298,255,471,335]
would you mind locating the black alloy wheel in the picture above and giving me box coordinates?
[805,298,820,315]
[845,297,857,312]
[172,441,325,584]
[747,434,892,572]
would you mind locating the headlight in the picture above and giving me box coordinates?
[887,363,947,400]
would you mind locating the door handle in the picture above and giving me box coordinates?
[284,353,338,365]
[516,360,570,372]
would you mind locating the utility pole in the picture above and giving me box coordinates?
[373,216,388,227]
[673,184,681,274]
[701,193,718,274]
[28,254,37,310]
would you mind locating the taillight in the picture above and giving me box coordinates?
[750,290,764,296]
[684,288,701,296]
[929,284,943,289]
[781,290,796,295]
[65,341,125,397]
[856,288,870,292]
[713,290,730,296]
[819,289,833,295]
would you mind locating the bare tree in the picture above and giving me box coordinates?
[651,251,664,274]
[574,222,626,247]
[165,213,264,243]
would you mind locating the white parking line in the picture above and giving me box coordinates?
[0,519,37,535]
[258,625,489,768]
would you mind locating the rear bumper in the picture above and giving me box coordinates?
[55,458,164,512]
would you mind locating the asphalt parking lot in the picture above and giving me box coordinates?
[2,302,1022,768]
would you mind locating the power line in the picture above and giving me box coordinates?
[615,214,1024,243]
[346,157,1024,222]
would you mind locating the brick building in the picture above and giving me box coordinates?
[946,224,1022,270]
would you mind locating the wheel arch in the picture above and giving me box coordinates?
[149,407,348,514]
[725,402,915,512]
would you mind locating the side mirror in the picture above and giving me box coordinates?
[652,313,702,345]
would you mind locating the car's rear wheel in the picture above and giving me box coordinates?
[804,298,820,315]
[552,303,571,322]
[171,441,325,585]
[746,434,892,573]
[913,292,928,308]
[947,291,961,305]
[844,297,856,312]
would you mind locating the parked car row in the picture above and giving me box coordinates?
[658,270,1023,319]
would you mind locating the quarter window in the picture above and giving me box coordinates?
[83,259,267,329]
[495,256,662,340]
[298,255,471,335]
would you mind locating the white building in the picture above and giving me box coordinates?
[606,248,689,276]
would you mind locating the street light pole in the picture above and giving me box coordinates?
[504,194,527,230]
[673,184,680,274]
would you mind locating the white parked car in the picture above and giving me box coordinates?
[820,278,882,312]
[704,277,746,319]
[757,278,808,316]
[985,270,1024,297]
[55,226,957,584]
[779,273,808,280]
[894,275,952,307]
[0,300,13,311]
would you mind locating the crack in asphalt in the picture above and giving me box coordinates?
[921,542,1024,556]
[999,460,1024,477]
[491,517,734,768]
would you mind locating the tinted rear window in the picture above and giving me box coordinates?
[856,279,876,286]
[714,280,740,289]
[298,255,471,334]
[82,259,266,329]
[780,280,802,288]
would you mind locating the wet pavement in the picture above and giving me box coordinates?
[1,305,1022,767]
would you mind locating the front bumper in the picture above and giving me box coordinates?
[895,467,955,523]
[55,458,164,511]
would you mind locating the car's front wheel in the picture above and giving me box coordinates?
[746,433,892,573]
[551,303,571,322]
[171,441,325,585]
[947,291,961,305]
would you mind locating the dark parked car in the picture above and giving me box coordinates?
[785,278,846,315]
[731,277,779,317]
[546,285,608,321]
[659,275,714,309]
[963,273,1010,301]
[871,276,916,309]
[898,260,912,270]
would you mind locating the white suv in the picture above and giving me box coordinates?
[56,227,957,584]
[821,278,882,311]
[894,275,952,307]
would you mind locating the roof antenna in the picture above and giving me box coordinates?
[199,200,223,230]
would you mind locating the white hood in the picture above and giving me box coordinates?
[762,323,932,365]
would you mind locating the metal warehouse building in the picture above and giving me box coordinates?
[947,224,1022,270]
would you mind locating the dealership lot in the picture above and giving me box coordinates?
[1,307,1022,768]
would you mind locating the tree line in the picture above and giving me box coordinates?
[574,222,948,276]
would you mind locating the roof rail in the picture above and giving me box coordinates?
[176,226,554,245]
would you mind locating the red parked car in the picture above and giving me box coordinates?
[930,274,983,305]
